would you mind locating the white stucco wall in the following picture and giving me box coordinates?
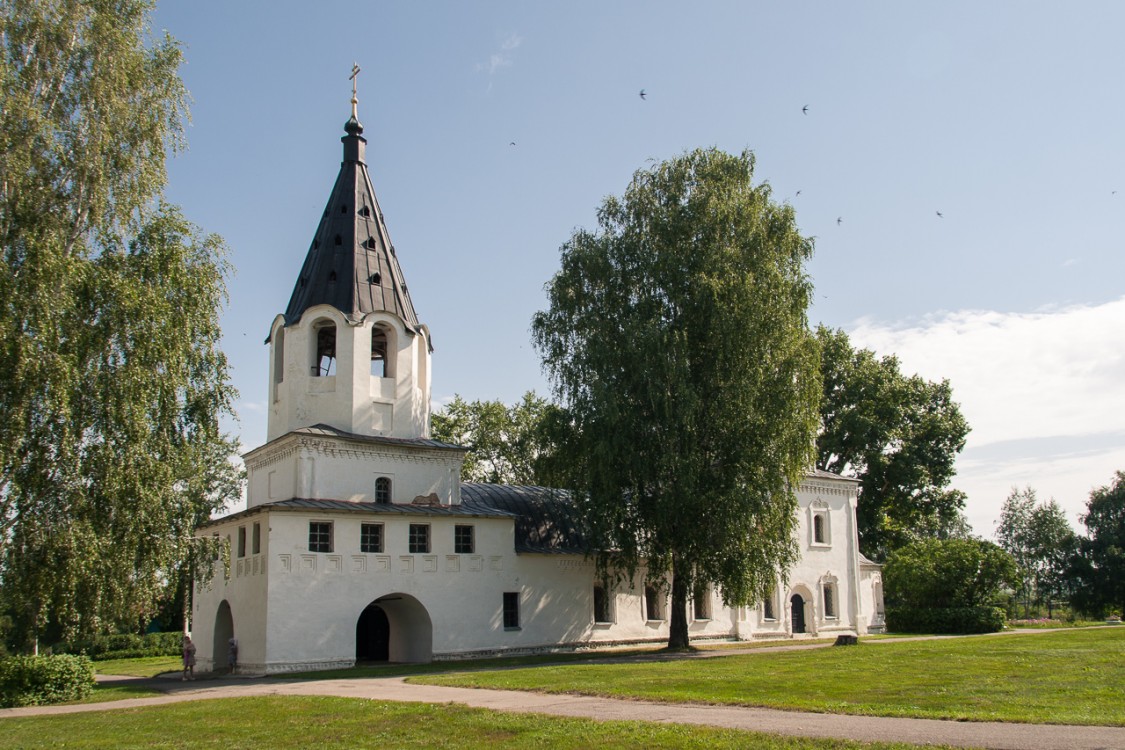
[244,432,463,509]
[193,470,880,673]
[267,306,431,442]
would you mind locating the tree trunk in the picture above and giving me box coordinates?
[668,557,690,650]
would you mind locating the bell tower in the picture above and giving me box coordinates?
[266,69,432,442]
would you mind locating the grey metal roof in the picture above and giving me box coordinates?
[460,483,588,554]
[804,467,860,484]
[288,423,466,452]
[280,113,422,336]
[265,497,515,518]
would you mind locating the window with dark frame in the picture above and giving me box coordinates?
[693,585,712,620]
[593,585,611,623]
[454,524,474,554]
[375,476,391,504]
[408,523,430,553]
[503,591,520,629]
[813,513,825,544]
[252,522,261,555]
[644,585,663,621]
[360,523,384,553]
[309,521,332,553]
[237,526,246,558]
[824,583,836,618]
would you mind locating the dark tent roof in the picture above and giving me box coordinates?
[279,112,421,336]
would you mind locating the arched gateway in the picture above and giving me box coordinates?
[213,600,234,672]
[356,593,432,663]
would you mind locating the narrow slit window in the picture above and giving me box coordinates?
[503,592,520,629]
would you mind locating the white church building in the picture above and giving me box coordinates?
[192,101,885,675]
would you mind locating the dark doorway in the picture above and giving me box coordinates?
[791,594,806,634]
[356,604,390,662]
[213,600,234,672]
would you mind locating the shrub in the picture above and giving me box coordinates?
[885,605,1006,634]
[55,632,182,661]
[0,654,95,707]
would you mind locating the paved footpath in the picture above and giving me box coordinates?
[4,631,1125,750]
[3,673,1124,750]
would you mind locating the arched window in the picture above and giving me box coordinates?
[375,476,391,504]
[313,321,336,376]
[371,326,391,378]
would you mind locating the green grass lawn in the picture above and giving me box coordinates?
[415,627,1125,726]
[94,656,181,678]
[0,695,957,750]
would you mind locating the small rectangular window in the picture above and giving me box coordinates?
[824,584,836,618]
[644,585,664,621]
[237,526,247,558]
[693,585,712,621]
[252,522,261,555]
[361,523,384,553]
[503,591,520,629]
[763,590,776,620]
[408,523,430,554]
[593,585,611,623]
[309,521,332,553]
[454,524,474,554]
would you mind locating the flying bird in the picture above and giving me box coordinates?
[936,211,944,218]
[836,217,843,226]
[802,105,809,115]
[795,190,802,196]
[509,141,516,146]
[639,89,647,100]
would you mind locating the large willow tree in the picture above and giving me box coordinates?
[0,0,240,646]
[532,148,820,649]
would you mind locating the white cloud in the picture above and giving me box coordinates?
[845,297,1125,535]
[477,32,523,78]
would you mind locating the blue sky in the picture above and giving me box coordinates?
[152,1,1125,535]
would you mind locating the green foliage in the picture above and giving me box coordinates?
[883,538,1019,625]
[0,654,94,707]
[532,148,820,648]
[55,631,182,661]
[0,0,240,645]
[815,326,970,559]
[431,392,562,485]
[884,605,1005,634]
[996,487,1077,617]
[1070,470,1125,617]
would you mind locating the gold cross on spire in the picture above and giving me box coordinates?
[349,62,361,119]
